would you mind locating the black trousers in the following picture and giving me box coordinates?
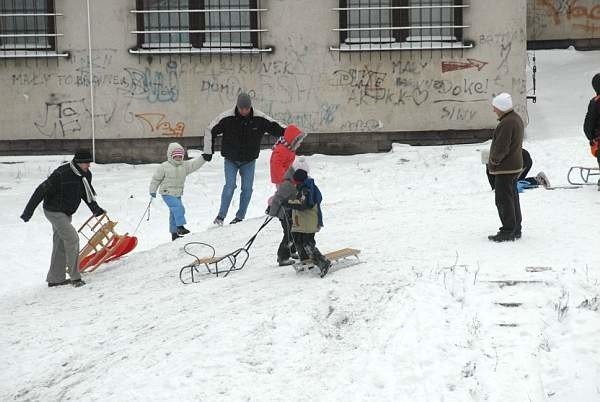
[494,173,522,234]
[294,232,328,267]
[277,209,296,261]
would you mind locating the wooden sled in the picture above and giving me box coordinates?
[78,213,138,272]
[293,248,361,274]
[567,166,600,185]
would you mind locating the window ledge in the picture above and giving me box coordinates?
[0,50,70,58]
[130,47,272,55]
[330,41,473,52]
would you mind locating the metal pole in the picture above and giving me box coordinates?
[86,0,96,161]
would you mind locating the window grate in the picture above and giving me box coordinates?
[130,0,272,55]
[331,0,472,53]
[0,0,68,58]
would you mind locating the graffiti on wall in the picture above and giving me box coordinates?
[441,59,488,73]
[532,0,600,36]
[135,113,185,137]
[33,96,117,138]
[119,60,180,103]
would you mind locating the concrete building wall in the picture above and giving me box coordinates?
[527,0,600,48]
[0,0,527,162]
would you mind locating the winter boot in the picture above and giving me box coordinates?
[318,259,332,278]
[171,233,183,241]
[213,215,224,225]
[176,226,190,235]
[71,279,86,288]
[487,231,516,242]
[277,258,295,267]
[229,217,243,224]
[48,279,71,287]
[535,171,551,188]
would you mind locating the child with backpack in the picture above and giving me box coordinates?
[149,143,206,241]
[287,169,331,278]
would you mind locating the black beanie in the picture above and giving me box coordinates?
[593,73,600,94]
[73,149,93,163]
[293,169,308,183]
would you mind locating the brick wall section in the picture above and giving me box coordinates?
[0,129,493,164]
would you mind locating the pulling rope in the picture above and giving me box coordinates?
[132,198,153,235]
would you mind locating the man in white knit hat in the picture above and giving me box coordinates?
[486,92,524,242]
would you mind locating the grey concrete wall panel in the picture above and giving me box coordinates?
[0,0,527,161]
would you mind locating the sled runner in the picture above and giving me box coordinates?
[78,213,138,272]
[293,248,361,276]
[567,166,600,185]
[179,217,273,284]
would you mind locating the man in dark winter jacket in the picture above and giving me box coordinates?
[583,73,600,188]
[203,93,285,225]
[487,93,524,242]
[20,150,105,287]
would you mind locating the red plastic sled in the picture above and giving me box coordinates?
[78,213,138,272]
[79,235,138,271]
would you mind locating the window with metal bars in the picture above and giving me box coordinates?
[131,0,270,54]
[333,0,471,51]
[0,0,67,58]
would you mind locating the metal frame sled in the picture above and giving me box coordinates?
[293,248,361,275]
[567,166,600,185]
[78,213,138,272]
[179,217,274,284]
[179,242,250,284]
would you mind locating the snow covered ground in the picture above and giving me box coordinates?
[1,49,600,401]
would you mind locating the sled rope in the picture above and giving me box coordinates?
[132,198,153,235]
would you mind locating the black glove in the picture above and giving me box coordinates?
[20,212,31,222]
[93,207,106,217]
[202,153,213,162]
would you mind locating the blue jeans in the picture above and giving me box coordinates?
[218,159,256,220]
[162,195,186,233]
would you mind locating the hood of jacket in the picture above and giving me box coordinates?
[283,124,306,151]
[167,142,184,165]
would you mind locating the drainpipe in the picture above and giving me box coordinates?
[85,0,96,161]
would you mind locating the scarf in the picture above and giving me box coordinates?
[70,161,96,203]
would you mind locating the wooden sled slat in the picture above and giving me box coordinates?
[294,248,361,274]
[324,248,361,261]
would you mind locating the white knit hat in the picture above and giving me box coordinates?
[292,156,310,174]
[492,93,513,112]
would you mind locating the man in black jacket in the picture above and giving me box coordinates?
[584,73,600,189]
[203,93,285,225]
[20,150,105,287]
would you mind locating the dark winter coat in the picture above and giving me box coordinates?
[21,162,103,219]
[204,107,285,162]
[288,178,323,234]
[488,111,524,175]
[583,95,600,142]
[268,167,297,219]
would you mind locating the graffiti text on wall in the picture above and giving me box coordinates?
[34,97,116,138]
[135,113,185,137]
[119,61,180,103]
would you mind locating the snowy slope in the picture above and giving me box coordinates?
[1,50,600,401]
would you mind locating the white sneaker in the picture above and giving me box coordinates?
[536,171,551,188]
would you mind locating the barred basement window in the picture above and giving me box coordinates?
[130,0,271,54]
[331,0,472,52]
[0,0,68,58]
